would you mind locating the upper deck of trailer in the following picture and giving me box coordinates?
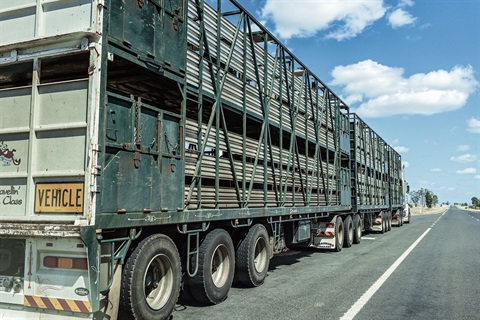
[0,0,404,235]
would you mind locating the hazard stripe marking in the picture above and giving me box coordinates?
[24,296,91,313]
[49,297,64,310]
[33,296,47,309]
[76,300,91,313]
[58,298,71,311]
[24,295,36,308]
[66,299,81,312]
[41,297,55,310]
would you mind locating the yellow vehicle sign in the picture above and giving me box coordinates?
[35,183,84,213]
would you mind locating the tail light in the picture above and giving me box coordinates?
[43,256,87,270]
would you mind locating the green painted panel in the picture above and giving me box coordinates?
[162,8,186,73]
[160,157,184,211]
[105,95,133,144]
[161,113,180,156]
[102,151,161,213]
[139,107,158,152]
[102,94,165,213]
[159,113,184,210]
[107,0,186,76]
[122,0,156,56]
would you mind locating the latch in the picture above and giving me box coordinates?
[134,151,141,169]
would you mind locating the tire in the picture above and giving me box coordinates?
[120,234,181,320]
[334,216,344,252]
[405,213,411,224]
[234,224,270,287]
[343,215,353,248]
[353,214,362,244]
[387,212,392,231]
[380,214,385,234]
[190,229,235,304]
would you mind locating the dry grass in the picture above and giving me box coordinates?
[410,205,448,215]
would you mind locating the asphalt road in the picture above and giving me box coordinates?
[172,207,480,320]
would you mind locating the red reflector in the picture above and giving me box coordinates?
[326,223,334,228]
[43,256,58,268]
[73,258,88,270]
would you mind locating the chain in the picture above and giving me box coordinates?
[134,99,141,145]
[164,131,178,156]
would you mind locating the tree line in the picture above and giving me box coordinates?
[472,197,480,208]
[409,189,480,209]
[408,188,439,208]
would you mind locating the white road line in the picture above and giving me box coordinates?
[340,228,432,320]
[361,237,376,240]
[431,213,445,227]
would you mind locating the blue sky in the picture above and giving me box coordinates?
[215,0,480,204]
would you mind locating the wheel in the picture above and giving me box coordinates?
[190,229,235,304]
[353,214,362,244]
[380,214,385,234]
[387,212,392,231]
[334,216,344,252]
[405,213,411,224]
[234,224,270,287]
[343,215,353,248]
[120,234,181,320]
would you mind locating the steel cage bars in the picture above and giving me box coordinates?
[184,0,350,212]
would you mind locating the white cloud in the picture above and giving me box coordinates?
[467,118,480,133]
[457,145,470,151]
[388,8,417,28]
[450,154,477,163]
[399,0,415,6]
[431,168,441,172]
[394,146,409,153]
[330,60,478,117]
[438,186,455,191]
[456,168,477,174]
[260,0,387,40]
[475,175,480,179]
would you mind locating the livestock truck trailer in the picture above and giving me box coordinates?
[0,0,406,319]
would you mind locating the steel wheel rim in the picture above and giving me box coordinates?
[143,254,174,310]
[338,224,344,247]
[211,244,230,288]
[253,236,268,273]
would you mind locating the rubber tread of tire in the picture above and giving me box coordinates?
[189,229,235,305]
[119,234,181,320]
[234,224,270,287]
